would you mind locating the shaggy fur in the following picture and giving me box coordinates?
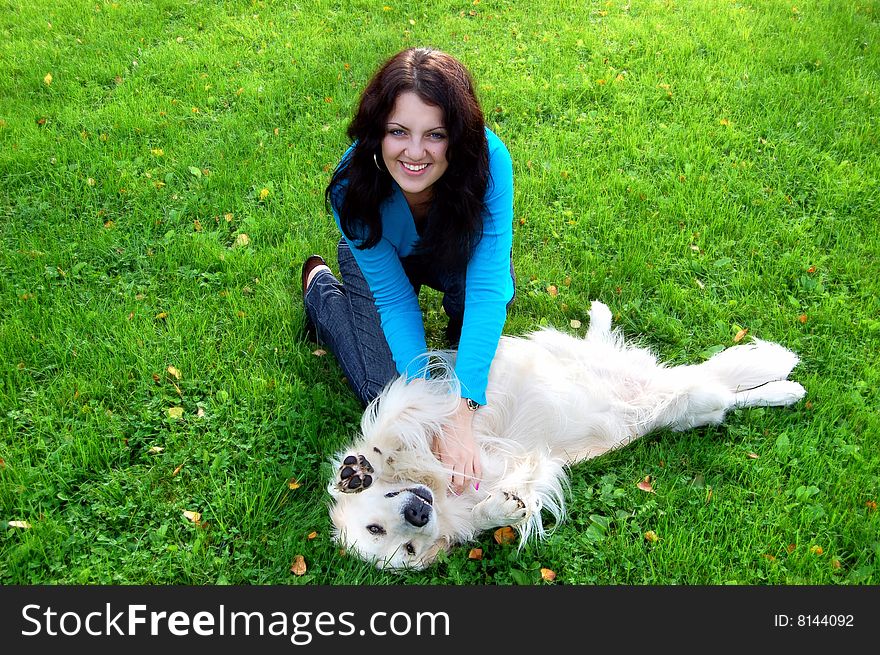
[328,301,805,569]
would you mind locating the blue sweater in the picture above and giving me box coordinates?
[331,128,514,405]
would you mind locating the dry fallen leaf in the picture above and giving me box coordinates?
[290,555,307,575]
[733,328,749,343]
[288,478,301,490]
[570,319,582,329]
[183,510,201,524]
[494,526,516,545]
[307,531,318,540]
[644,530,659,543]
[810,545,824,555]
[540,568,556,581]
[865,500,877,511]
[44,72,53,85]
[798,314,808,324]
[155,311,168,320]
[167,406,184,419]
[468,548,483,560]
[148,446,164,455]
[167,365,182,380]
[547,285,558,297]
[9,520,31,529]
[172,463,184,477]
[234,233,251,248]
[637,476,655,493]
[747,452,760,459]
[312,349,327,357]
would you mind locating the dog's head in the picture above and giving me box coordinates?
[329,480,450,570]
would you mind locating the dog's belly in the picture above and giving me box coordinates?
[479,339,653,465]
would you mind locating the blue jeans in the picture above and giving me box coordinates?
[303,239,514,407]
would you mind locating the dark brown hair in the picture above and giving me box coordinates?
[326,47,489,270]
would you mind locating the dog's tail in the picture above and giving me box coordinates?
[700,339,806,407]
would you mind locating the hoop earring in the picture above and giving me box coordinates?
[373,152,385,172]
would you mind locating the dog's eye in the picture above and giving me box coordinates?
[405,542,416,555]
[367,524,386,536]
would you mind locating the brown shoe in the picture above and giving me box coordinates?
[301,254,327,294]
[301,255,327,342]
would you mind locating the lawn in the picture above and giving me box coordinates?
[1,0,878,585]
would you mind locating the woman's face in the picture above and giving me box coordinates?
[381,91,449,204]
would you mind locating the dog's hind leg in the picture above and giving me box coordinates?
[656,339,805,432]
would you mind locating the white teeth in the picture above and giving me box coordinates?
[401,162,428,172]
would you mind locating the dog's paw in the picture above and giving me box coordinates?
[473,490,530,529]
[337,454,375,493]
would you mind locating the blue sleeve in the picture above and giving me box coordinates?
[455,130,515,405]
[331,205,430,380]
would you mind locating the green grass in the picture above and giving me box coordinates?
[1,0,878,585]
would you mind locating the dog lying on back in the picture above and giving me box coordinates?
[328,301,805,569]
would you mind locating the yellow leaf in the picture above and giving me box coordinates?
[148,446,164,454]
[644,530,659,543]
[547,285,558,297]
[494,526,516,544]
[733,328,748,343]
[167,365,182,380]
[172,463,184,477]
[312,349,327,357]
[167,406,184,419]
[259,188,270,201]
[44,72,53,85]
[183,510,201,524]
[307,531,318,540]
[9,520,32,529]
[234,233,251,248]
[570,319,582,329]
[468,548,483,560]
[288,478,301,490]
[290,555,307,575]
[155,311,168,320]
[151,148,164,156]
[540,568,556,581]
[810,545,824,555]
[747,452,759,459]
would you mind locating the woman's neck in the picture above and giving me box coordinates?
[403,188,432,223]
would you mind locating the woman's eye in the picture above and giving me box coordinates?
[429,132,447,140]
[389,129,405,137]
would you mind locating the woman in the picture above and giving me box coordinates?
[302,47,514,494]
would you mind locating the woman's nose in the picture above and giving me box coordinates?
[404,137,426,160]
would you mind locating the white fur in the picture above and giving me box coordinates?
[327,301,805,570]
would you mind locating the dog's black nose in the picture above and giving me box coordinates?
[403,498,432,528]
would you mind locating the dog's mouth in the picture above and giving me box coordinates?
[385,486,434,506]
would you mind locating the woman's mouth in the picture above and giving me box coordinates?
[399,161,430,175]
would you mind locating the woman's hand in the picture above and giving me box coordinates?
[432,398,482,495]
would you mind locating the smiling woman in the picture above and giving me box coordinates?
[301,47,515,498]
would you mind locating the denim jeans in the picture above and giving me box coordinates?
[303,238,513,407]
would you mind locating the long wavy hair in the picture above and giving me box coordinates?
[326,47,489,271]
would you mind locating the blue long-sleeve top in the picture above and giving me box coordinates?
[330,127,514,405]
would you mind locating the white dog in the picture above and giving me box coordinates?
[328,301,805,570]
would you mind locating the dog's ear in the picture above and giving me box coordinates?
[422,537,451,566]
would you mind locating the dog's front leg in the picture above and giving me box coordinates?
[472,490,531,531]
